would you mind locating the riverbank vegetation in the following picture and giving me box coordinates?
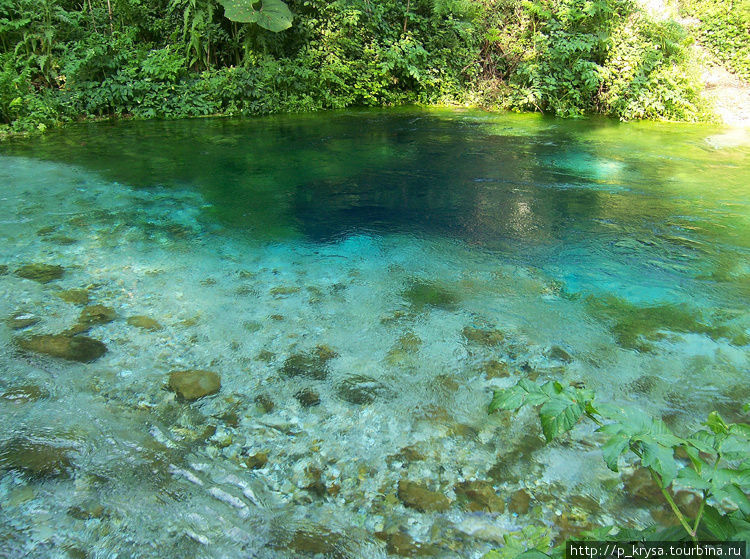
[0,0,740,135]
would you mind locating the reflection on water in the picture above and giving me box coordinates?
[0,109,748,558]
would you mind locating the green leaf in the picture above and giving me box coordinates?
[640,439,677,486]
[539,393,585,441]
[217,0,292,31]
[707,411,730,435]
[700,505,736,540]
[516,551,552,559]
[730,423,750,439]
[719,484,750,516]
[688,430,719,454]
[682,444,706,474]
[677,466,711,490]
[488,386,525,414]
[601,433,629,471]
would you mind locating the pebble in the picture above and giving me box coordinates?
[168,370,221,401]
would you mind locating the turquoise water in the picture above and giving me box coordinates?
[0,109,748,558]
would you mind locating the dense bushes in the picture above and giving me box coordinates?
[474,0,706,120]
[0,0,719,135]
[681,0,750,80]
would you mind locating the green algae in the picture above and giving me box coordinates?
[585,295,748,352]
[402,279,459,311]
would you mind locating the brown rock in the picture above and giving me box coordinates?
[56,289,90,305]
[244,451,268,470]
[622,468,662,506]
[127,315,162,331]
[168,370,221,401]
[6,311,40,330]
[509,488,532,514]
[483,360,510,379]
[17,334,107,362]
[286,527,341,555]
[78,305,116,327]
[546,345,573,363]
[397,480,451,512]
[0,438,73,478]
[295,388,320,407]
[2,385,49,403]
[15,263,64,283]
[462,326,504,347]
[455,480,505,513]
[254,393,275,413]
[374,530,440,557]
[68,501,105,520]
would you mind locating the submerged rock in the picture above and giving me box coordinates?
[397,332,422,353]
[78,305,116,327]
[56,289,90,305]
[127,315,162,331]
[0,264,7,275]
[0,438,74,478]
[256,350,275,362]
[546,345,573,363]
[283,527,342,555]
[2,385,49,403]
[402,280,459,310]
[622,467,662,505]
[15,263,65,283]
[454,480,505,513]
[387,445,426,465]
[374,530,440,557]
[244,451,268,470]
[295,388,321,407]
[68,500,105,520]
[336,375,392,405]
[17,334,107,362]
[482,360,510,379]
[397,480,451,512]
[462,326,504,347]
[508,488,532,514]
[281,347,336,380]
[6,311,40,330]
[168,370,221,401]
[254,393,275,413]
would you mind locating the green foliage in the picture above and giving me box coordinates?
[218,0,292,31]
[681,0,750,80]
[489,380,750,546]
[476,0,706,120]
[0,0,720,136]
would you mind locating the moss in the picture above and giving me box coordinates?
[402,279,459,310]
[15,263,64,283]
[586,295,745,352]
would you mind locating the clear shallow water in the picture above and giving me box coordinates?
[0,109,748,558]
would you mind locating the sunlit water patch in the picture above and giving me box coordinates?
[0,109,748,558]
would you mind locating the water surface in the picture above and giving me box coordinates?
[1,109,748,558]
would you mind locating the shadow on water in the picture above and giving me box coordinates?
[3,108,749,296]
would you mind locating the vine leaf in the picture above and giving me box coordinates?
[601,433,629,471]
[217,0,292,31]
[539,391,585,441]
[640,439,677,486]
